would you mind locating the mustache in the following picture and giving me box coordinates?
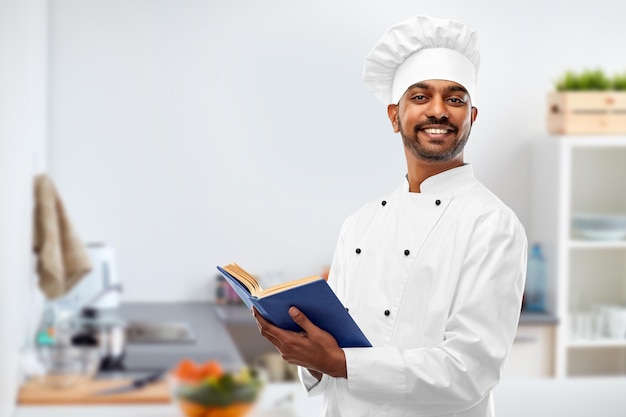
[413,116,458,133]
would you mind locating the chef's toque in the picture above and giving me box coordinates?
[362,15,480,105]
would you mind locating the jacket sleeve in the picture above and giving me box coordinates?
[298,366,328,395]
[343,210,527,415]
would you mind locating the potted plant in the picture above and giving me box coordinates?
[554,69,612,91]
[547,69,626,135]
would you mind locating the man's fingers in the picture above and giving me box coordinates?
[288,306,315,334]
[254,306,320,348]
[252,307,289,345]
[252,307,268,325]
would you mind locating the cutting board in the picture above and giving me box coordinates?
[18,377,171,405]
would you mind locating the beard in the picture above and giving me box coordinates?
[399,116,471,163]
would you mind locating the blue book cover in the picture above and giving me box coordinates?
[216,264,371,348]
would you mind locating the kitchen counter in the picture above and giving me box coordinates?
[117,302,244,371]
[116,304,560,368]
[16,382,319,417]
[518,311,559,325]
[16,378,626,417]
[216,303,560,325]
[14,302,626,416]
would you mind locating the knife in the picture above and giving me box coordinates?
[92,370,166,396]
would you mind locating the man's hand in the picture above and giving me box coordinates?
[252,306,347,379]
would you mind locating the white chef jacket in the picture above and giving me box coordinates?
[299,164,527,417]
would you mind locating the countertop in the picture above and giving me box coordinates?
[15,303,626,417]
[114,302,245,372]
[16,382,318,417]
[217,303,560,325]
[16,378,626,417]
[518,311,559,325]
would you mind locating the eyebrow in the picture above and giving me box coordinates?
[407,82,469,95]
[448,85,468,94]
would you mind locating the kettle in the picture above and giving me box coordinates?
[59,243,121,310]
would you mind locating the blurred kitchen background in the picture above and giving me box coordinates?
[3,0,626,416]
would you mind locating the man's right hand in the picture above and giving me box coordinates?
[252,306,347,378]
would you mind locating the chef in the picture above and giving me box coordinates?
[253,15,527,417]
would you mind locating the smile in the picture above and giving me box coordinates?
[422,128,451,134]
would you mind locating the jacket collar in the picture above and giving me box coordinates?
[403,164,475,195]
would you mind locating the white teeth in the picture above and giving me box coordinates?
[424,128,449,134]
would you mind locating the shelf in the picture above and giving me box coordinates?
[568,339,626,349]
[569,240,626,249]
[557,136,626,148]
[531,137,626,378]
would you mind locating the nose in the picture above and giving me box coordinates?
[425,97,448,119]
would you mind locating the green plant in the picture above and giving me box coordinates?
[555,69,612,91]
[613,72,626,91]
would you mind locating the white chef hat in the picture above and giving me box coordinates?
[362,15,480,105]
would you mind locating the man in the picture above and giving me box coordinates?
[254,15,527,417]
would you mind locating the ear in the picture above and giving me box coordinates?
[471,106,478,124]
[387,104,400,133]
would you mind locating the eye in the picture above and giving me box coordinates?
[410,94,427,101]
[447,97,466,105]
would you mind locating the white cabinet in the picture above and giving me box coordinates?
[531,136,626,378]
[502,318,557,379]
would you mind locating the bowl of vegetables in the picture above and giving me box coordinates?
[170,359,263,417]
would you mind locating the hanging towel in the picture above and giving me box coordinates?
[33,174,91,299]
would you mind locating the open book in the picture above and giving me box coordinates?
[216,263,371,348]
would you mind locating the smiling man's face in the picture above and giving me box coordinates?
[387,79,478,164]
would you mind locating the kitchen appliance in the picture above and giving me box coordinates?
[71,307,127,371]
[59,243,121,310]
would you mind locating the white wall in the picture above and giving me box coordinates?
[46,0,626,301]
[0,0,48,414]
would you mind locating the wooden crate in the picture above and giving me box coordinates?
[547,92,626,135]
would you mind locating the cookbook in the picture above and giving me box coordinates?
[216,263,371,348]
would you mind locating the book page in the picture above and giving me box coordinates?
[257,275,322,297]
[222,263,263,295]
